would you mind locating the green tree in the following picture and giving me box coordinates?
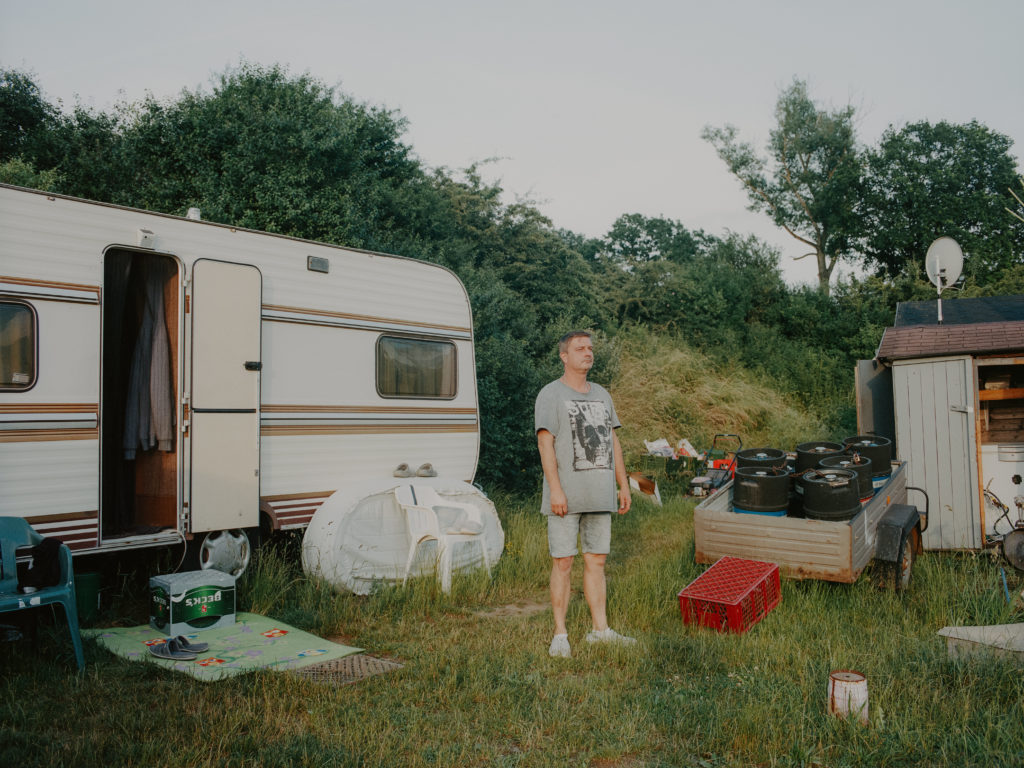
[603,213,707,268]
[0,157,60,190]
[105,63,422,249]
[702,79,864,294]
[860,120,1023,282]
[0,68,58,163]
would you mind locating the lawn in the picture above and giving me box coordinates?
[2,493,1022,767]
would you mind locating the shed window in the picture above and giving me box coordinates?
[377,336,456,398]
[0,301,37,390]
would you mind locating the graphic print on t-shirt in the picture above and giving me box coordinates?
[566,399,612,471]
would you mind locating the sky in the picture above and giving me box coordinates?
[2,0,1021,286]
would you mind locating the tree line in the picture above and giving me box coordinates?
[2,65,1021,491]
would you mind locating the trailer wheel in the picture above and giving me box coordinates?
[886,526,920,591]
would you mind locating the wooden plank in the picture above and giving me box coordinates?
[977,387,1024,401]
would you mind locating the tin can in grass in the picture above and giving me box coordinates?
[828,670,869,725]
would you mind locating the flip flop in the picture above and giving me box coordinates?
[149,637,197,660]
[175,635,209,653]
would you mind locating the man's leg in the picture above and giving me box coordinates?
[579,512,634,646]
[547,514,580,657]
[550,556,574,636]
[582,552,608,632]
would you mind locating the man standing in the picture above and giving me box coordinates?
[535,330,635,658]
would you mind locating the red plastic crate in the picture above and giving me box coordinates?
[678,557,781,633]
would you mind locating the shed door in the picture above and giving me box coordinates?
[893,356,980,549]
[189,260,261,533]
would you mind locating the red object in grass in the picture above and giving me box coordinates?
[678,557,781,633]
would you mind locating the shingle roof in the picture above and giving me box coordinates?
[876,295,1024,361]
[877,321,1024,361]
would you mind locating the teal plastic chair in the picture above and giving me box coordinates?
[0,518,85,670]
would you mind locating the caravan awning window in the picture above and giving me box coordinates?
[0,301,37,390]
[376,336,456,399]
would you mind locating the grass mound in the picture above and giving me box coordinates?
[609,328,826,461]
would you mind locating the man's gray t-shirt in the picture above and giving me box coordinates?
[535,380,621,515]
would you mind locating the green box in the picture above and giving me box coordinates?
[149,570,236,636]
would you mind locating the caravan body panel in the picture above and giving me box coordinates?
[0,185,479,553]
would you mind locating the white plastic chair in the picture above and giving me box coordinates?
[395,484,490,592]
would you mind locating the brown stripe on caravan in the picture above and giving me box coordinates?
[261,404,477,414]
[261,423,478,437]
[0,275,101,302]
[0,403,99,414]
[0,428,99,442]
[261,490,335,502]
[23,510,99,524]
[261,492,332,531]
[29,512,100,551]
[263,303,471,334]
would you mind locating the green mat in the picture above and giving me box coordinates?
[84,612,362,681]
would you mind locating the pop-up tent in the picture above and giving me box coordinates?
[301,477,504,595]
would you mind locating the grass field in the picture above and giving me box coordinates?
[2,492,1022,768]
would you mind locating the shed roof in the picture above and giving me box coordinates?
[877,295,1024,362]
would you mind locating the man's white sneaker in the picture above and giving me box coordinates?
[548,633,571,658]
[585,627,637,646]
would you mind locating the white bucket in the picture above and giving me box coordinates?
[828,670,868,725]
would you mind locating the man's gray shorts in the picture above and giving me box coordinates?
[547,512,612,558]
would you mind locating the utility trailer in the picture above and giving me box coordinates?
[0,185,479,575]
[694,462,927,588]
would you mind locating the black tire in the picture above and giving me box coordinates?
[876,526,919,591]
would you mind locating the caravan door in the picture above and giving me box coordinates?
[189,260,261,533]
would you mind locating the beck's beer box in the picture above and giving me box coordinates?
[150,570,236,635]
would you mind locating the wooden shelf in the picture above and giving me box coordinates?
[978,387,1024,401]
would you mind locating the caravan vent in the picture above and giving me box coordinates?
[136,229,155,248]
[307,256,329,274]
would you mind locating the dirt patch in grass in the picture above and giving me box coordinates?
[474,600,549,619]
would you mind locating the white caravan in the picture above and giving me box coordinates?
[0,185,479,574]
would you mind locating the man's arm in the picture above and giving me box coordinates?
[613,430,631,514]
[537,429,568,516]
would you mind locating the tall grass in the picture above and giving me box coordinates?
[609,328,827,462]
[2,491,1022,767]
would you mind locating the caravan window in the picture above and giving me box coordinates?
[376,336,457,398]
[0,301,37,390]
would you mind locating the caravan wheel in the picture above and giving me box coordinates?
[197,529,252,577]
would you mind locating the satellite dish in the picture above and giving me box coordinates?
[925,237,963,292]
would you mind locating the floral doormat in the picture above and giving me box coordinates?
[84,611,362,681]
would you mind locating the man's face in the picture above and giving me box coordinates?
[561,336,594,374]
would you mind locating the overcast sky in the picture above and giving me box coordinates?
[3,0,1021,285]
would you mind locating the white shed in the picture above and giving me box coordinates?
[857,296,1024,551]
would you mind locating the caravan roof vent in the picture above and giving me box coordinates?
[186,207,201,221]
[136,228,155,249]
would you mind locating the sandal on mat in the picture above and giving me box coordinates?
[149,637,197,660]
[175,635,209,653]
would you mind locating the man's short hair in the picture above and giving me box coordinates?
[558,330,592,355]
